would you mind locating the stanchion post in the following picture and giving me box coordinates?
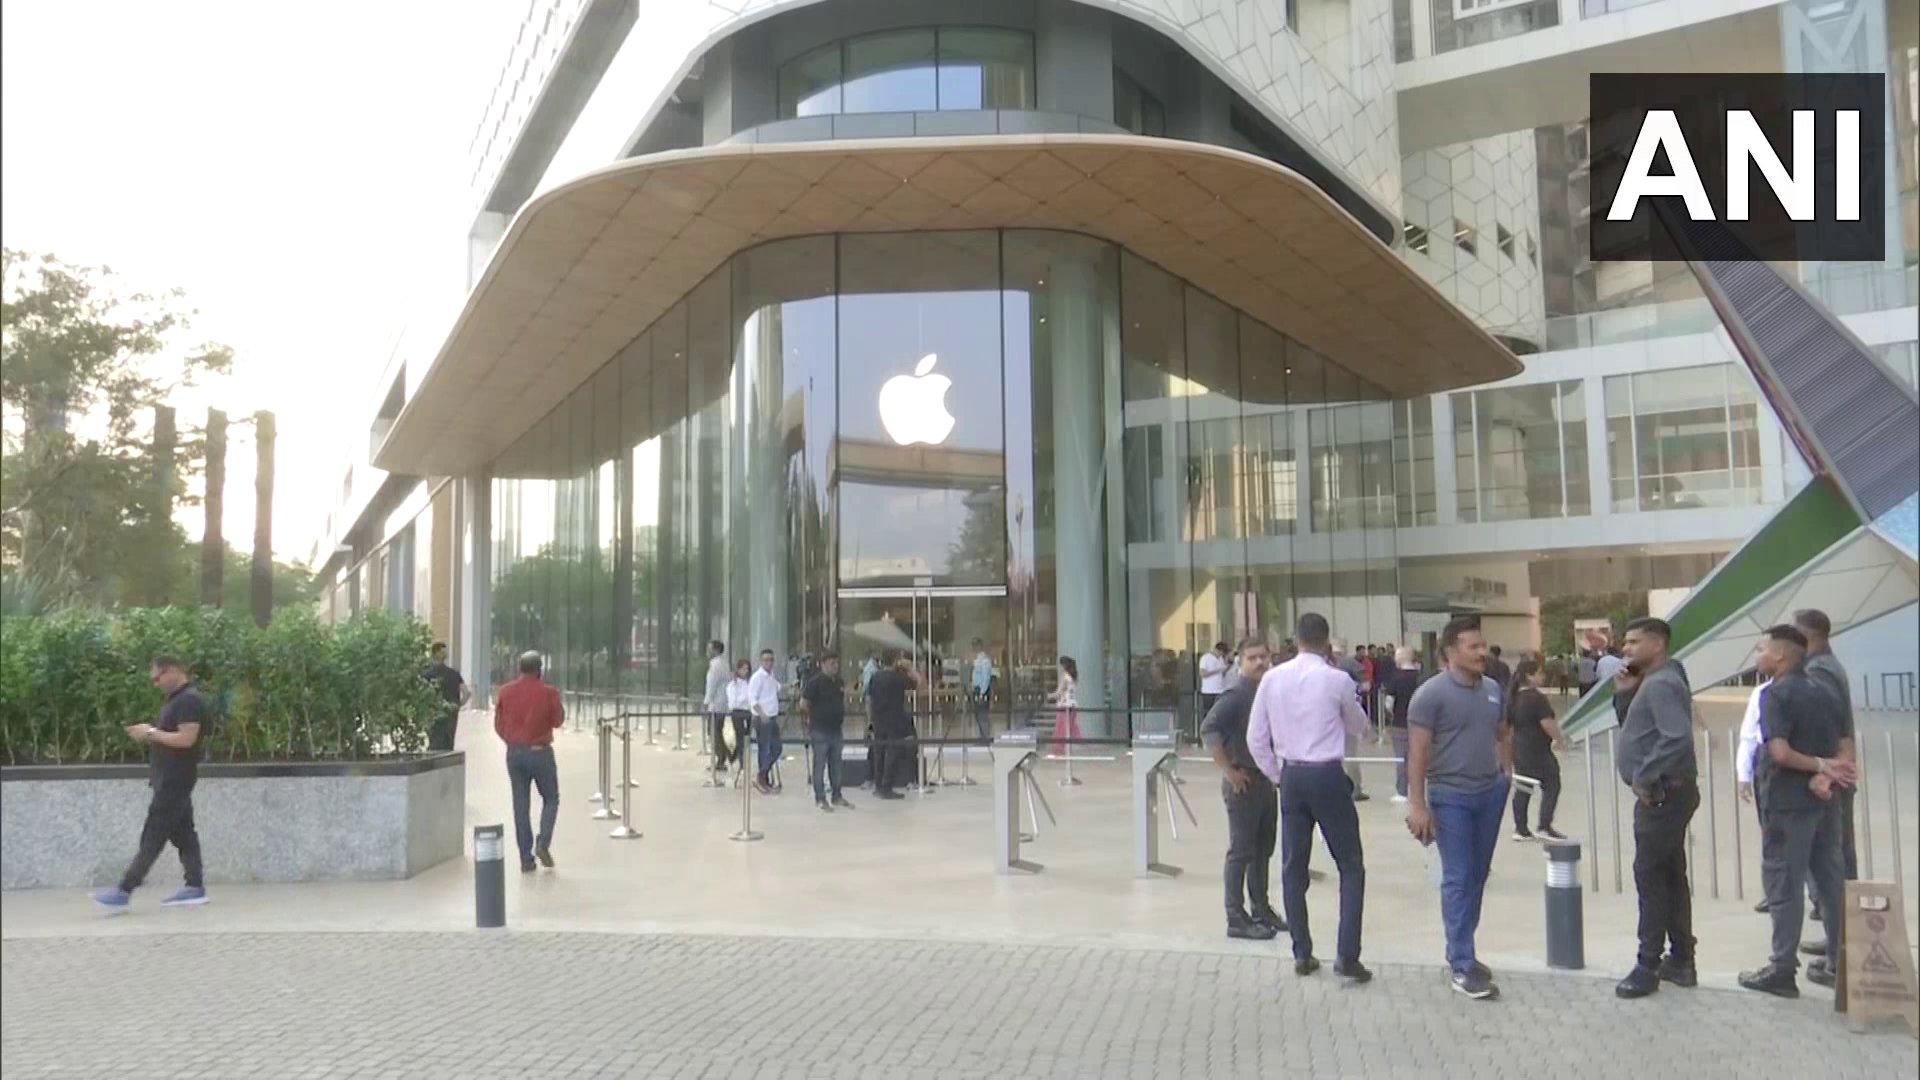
[1857,726,1873,880]
[610,715,641,839]
[474,824,506,929]
[592,719,620,820]
[1887,730,1904,894]
[1607,728,1622,894]
[1584,734,1598,893]
[1729,733,1744,901]
[1703,728,1718,899]
[730,741,764,842]
[674,712,689,752]
[1545,841,1584,970]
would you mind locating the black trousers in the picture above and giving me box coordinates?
[1631,778,1699,969]
[1763,803,1846,971]
[120,782,203,892]
[871,723,916,793]
[1223,775,1278,920]
[1512,747,1561,832]
[1279,762,1365,964]
[428,707,458,751]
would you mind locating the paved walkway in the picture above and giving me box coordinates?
[4,931,1909,1080]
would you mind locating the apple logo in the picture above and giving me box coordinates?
[877,353,956,446]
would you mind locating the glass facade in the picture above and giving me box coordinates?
[1604,364,1764,513]
[1449,380,1591,522]
[777,28,1035,119]
[487,230,1400,731]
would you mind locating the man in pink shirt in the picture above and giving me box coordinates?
[1248,613,1372,983]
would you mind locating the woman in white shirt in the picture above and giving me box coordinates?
[1199,641,1231,716]
[1737,676,1770,911]
[723,659,753,779]
[1049,656,1080,755]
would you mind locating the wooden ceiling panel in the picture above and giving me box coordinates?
[377,135,1519,475]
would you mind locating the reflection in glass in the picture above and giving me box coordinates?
[837,232,1005,588]
[936,29,1034,110]
[778,43,842,118]
[843,30,938,114]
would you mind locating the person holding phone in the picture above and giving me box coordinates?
[1611,618,1699,999]
[93,655,211,911]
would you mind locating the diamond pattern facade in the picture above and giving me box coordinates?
[1398,131,1545,349]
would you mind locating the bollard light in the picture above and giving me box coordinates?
[474,824,506,929]
[1544,839,1584,970]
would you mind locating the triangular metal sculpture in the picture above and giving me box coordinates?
[1564,206,1919,736]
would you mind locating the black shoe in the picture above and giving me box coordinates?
[1738,963,1800,998]
[816,799,833,812]
[1809,905,1823,924]
[1753,899,1771,913]
[1799,938,1827,956]
[520,860,538,874]
[1468,960,1492,982]
[1294,956,1321,976]
[1251,908,1289,934]
[534,846,554,869]
[1805,958,1835,988]
[831,795,855,809]
[1615,965,1661,999]
[1333,959,1372,983]
[1452,968,1498,1000]
[875,789,905,800]
[1656,957,1697,988]
[1353,791,1371,802]
[1227,919,1277,941]
[1537,827,1570,843]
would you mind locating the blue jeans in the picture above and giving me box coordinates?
[811,726,844,801]
[1278,762,1366,964]
[755,716,783,783]
[1429,778,1509,974]
[505,744,559,865]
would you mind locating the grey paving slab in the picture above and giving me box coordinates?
[2,931,1909,1079]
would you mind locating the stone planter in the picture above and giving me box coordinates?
[0,753,464,890]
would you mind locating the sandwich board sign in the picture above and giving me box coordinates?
[1837,881,1918,1038]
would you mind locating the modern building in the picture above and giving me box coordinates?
[313,0,1919,722]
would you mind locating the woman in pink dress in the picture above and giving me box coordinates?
[1049,656,1080,755]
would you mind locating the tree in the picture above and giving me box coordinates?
[1,250,233,609]
[201,407,225,606]
[251,409,275,626]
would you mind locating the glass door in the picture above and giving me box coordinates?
[839,585,1008,749]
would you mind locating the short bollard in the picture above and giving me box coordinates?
[474,824,506,929]
[1545,840,1584,970]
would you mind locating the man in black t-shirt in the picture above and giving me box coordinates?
[865,653,919,800]
[1738,625,1857,998]
[423,642,471,751]
[93,655,212,911]
[800,652,852,811]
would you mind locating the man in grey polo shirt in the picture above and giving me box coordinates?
[1612,617,1699,999]
[1405,616,1511,1001]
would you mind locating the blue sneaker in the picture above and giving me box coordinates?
[91,887,131,912]
[160,886,208,907]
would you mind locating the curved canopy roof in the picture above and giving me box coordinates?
[377,134,1520,475]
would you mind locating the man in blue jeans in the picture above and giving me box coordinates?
[1405,616,1511,1000]
[747,649,785,794]
[800,652,853,812]
[493,651,564,872]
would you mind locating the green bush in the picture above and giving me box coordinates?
[0,607,445,765]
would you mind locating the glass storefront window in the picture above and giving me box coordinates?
[483,229,1393,725]
[1450,379,1589,522]
[837,231,1005,588]
[777,28,1035,119]
[1113,69,1165,136]
[1392,397,1436,526]
[1603,364,1764,513]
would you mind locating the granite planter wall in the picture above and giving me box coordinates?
[0,753,464,890]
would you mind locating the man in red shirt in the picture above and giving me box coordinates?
[494,651,564,872]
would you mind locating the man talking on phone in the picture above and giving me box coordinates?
[1611,618,1699,999]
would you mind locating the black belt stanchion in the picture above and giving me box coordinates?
[473,824,506,929]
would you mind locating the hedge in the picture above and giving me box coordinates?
[0,607,446,765]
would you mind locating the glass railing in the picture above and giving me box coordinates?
[1542,264,1917,352]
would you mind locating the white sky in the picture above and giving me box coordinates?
[2,0,522,562]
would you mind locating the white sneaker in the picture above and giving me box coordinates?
[1390,794,1408,804]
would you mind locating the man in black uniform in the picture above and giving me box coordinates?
[1739,625,1857,997]
[1200,637,1283,939]
[94,655,212,911]
[800,652,853,812]
[866,653,922,800]
[424,642,471,751]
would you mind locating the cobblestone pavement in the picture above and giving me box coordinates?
[3,932,1908,1079]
